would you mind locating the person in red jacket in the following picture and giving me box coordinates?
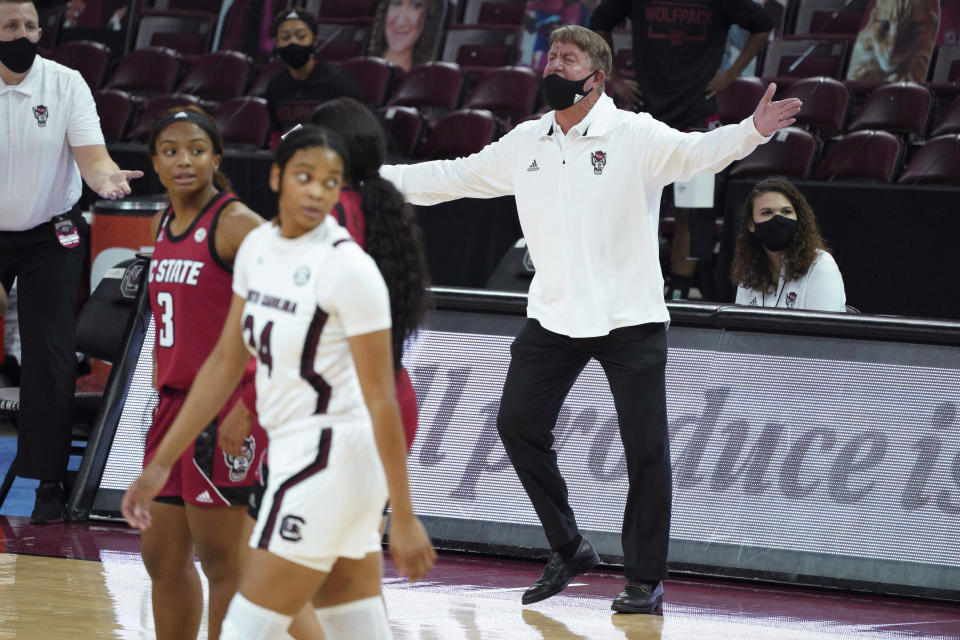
[143,105,268,640]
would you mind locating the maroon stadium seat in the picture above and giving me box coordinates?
[416,109,498,160]
[440,26,520,74]
[716,76,765,125]
[783,76,850,135]
[847,82,932,139]
[105,47,182,98]
[387,62,465,120]
[476,2,526,26]
[49,40,112,89]
[315,23,369,63]
[460,0,525,24]
[316,0,378,21]
[930,95,960,137]
[927,45,960,111]
[727,127,820,179]
[379,106,425,158]
[248,59,287,98]
[897,134,960,185]
[930,44,960,83]
[215,97,271,149]
[812,130,902,182]
[462,65,538,124]
[341,56,396,106]
[92,89,137,142]
[792,0,865,36]
[165,0,222,13]
[177,51,253,103]
[135,10,217,55]
[761,38,850,85]
[126,93,204,142]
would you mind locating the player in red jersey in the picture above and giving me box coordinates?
[310,97,427,452]
[143,106,267,640]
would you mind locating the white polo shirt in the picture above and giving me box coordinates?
[735,249,846,312]
[382,93,769,338]
[0,56,104,231]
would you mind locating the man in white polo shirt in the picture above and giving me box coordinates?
[0,0,143,523]
[383,25,801,613]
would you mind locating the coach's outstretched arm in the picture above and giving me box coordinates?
[637,83,803,187]
[380,132,518,206]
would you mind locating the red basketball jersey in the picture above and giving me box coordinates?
[334,188,367,249]
[149,191,248,390]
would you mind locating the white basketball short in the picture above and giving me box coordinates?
[249,421,388,572]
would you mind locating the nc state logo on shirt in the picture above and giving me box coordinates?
[591,150,606,175]
[33,105,49,127]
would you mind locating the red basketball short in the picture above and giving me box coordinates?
[145,377,268,507]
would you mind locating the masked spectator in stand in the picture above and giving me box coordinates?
[264,9,364,145]
[732,177,845,311]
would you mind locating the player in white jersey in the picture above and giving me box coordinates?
[123,125,436,640]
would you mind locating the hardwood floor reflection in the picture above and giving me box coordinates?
[2,538,960,640]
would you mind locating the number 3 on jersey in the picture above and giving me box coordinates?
[243,314,274,376]
[156,292,175,347]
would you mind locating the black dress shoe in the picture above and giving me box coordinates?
[612,581,664,614]
[31,481,67,525]
[522,538,600,605]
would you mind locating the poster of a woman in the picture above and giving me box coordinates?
[368,0,447,72]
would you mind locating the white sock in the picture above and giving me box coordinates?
[220,594,294,640]
[314,596,392,640]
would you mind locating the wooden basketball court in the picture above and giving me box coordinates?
[3,516,960,639]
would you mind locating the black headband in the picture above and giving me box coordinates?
[152,109,223,155]
[273,10,318,38]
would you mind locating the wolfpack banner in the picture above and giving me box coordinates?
[402,327,960,580]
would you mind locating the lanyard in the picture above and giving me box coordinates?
[763,267,787,308]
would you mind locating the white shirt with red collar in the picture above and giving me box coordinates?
[382,92,770,338]
[0,56,104,231]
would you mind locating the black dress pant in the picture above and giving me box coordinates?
[496,319,672,584]
[0,211,86,481]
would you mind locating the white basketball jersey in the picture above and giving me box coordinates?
[232,216,392,435]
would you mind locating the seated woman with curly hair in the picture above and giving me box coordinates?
[731,177,846,312]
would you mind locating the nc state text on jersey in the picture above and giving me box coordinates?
[149,259,205,285]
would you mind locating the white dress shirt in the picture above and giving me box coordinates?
[382,93,769,338]
[0,56,104,231]
[736,249,846,312]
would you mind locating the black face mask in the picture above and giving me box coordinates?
[0,37,39,74]
[752,215,798,252]
[539,71,596,111]
[277,43,313,70]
